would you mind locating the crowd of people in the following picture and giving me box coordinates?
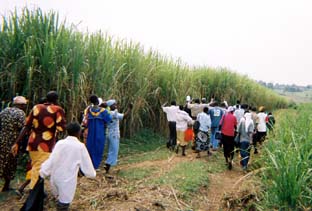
[0,92,275,210]
[0,92,131,211]
[162,97,275,171]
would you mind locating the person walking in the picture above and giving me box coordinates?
[84,95,112,169]
[104,99,132,173]
[40,122,96,211]
[175,105,193,156]
[208,101,224,150]
[162,101,179,150]
[12,91,66,189]
[219,106,237,170]
[0,96,27,191]
[237,112,254,172]
[254,106,267,154]
[195,107,211,158]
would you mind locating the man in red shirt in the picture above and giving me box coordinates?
[220,106,237,170]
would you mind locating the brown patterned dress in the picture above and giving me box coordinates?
[0,107,25,179]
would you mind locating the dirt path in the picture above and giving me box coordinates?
[0,151,255,211]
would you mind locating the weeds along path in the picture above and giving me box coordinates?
[0,148,257,211]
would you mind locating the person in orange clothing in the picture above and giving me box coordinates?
[12,91,66,189]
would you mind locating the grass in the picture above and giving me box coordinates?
[118,166,158,181]
[154,160,210,198]
[0,7,289,138]
[259,105,312,210]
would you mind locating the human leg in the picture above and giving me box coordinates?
[240,142,250,169]
[29,151,50,189]
[211,127,218,150]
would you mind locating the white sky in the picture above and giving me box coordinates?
[1,0,312,86]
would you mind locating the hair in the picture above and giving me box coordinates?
[66,122,81,136]
[268,112,272,115]
[236,100,241,104]
[170,101,176,106]
[194,98,200,104]
[241,104,249,109]
[220,102,226,108]
[46,91,58,104]
[89,95,99,105]
[38,97,47,104]
[203,107,209,113]
[179,105,184,110]
[251,107,257,112]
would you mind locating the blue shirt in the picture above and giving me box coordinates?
[208,107,224,128]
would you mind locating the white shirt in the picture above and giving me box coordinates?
[162,105,178,122]
[40,136,96,203]
[196,112,211,132]
[234,108,245,124]
[176,110,193,131]
[257,112,267,132]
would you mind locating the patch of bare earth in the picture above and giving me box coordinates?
[0,153,259,211]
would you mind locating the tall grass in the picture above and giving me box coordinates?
[260,105,312,210]
[0,8,288,136]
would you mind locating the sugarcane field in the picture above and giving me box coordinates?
[0,4,311,211]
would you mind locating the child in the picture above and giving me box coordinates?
[40,122,96,211]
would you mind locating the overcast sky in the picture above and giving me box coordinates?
[1,0,312,86]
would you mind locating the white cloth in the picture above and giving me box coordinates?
[257,112,267,132]
[234,108,245,123]
[196,112,211,132]
[244,113,254,133]
[40,136,96,203]
[162,105,178,122]
[176,110,193,131]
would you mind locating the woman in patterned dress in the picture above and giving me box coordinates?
[0,96,27,191]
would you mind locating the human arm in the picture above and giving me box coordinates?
[12,125,31,157]
[80,146,96,178]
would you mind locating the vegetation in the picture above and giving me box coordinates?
[0,8,288,137]
[260,105,312,210]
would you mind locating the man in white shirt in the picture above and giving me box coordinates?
[175,106,193,156]
[254,106,267,154]
[40,122,96,211]
[162,101,179,150]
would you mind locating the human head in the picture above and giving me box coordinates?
[13,96,27,110]
[89,95,99,105]
[66,122,81,137]
[259,106,265,112]
[106,99,117,110]
[220,102,227,108]
[46,91,58,104]
[38,97,47,104]
[179,105,184,110]
[170,101,176,106]
[203,107,209,113]
[227,106,235,113]
[186,96,191,103]
[201,98,207,103]
[194,98,200,104]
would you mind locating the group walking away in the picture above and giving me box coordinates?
[0,92,132,211]
[162,97,275,171]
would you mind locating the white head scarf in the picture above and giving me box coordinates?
[244,112,254,133]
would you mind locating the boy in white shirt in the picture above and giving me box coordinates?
[40,122,96,211]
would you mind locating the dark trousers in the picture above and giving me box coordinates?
[240,141,251,167]
[57,201,70,211]
[167,121,177,148]
[222,134,235,161]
